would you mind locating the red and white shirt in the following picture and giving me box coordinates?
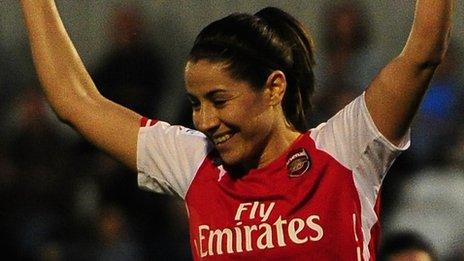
[137,94,409,260]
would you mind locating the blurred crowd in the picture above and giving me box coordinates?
[0,2,463,260]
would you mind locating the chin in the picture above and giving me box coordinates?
[219,151,259,171]
[217,149,243,166]
[219,154,240,166]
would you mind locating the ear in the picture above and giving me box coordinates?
[264,70,287,106]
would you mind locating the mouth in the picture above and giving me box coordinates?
[212,132,235,146]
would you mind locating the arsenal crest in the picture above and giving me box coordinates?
[286,148,311,178]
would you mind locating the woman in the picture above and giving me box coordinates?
[20,0,454,260]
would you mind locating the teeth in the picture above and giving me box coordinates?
[214,134,232,145]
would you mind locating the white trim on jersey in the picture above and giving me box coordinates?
[310,93,410,260]
[137,121,213,199]
[136,93,409,259]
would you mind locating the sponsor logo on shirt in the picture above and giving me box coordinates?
[286,148,311,178]
[195,201,324,257]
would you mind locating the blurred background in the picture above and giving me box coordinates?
[0,0,463,260]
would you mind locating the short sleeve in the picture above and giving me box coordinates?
[137,119,213,199]
[310,93,410,260]
[310,92,410,189]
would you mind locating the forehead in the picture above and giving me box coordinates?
[184,60,248,96]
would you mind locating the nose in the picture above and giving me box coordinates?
[194,105,220,134]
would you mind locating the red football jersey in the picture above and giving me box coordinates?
[137,94,409,260]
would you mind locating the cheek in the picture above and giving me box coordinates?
[230,102,265,128]
[242,94,269,117]
[236,103,274,138]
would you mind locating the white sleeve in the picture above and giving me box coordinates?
[310,93,411,261]
[310,92,410,191]
[137,120,213,199]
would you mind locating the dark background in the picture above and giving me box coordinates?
[0,1,463,260]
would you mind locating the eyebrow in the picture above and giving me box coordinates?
[187,88,229,100]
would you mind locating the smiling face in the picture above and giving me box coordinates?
[185,60,295,168]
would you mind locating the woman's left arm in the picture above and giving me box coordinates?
[365,0,455,145]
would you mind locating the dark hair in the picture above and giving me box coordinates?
[188,7,315,132]
[378,231,437,261]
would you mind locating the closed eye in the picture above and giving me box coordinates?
[213,99,227,108]
[187,94,200,110]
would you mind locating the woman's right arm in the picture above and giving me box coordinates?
[20,0,141,171]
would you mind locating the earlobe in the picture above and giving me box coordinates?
[265,70,287,106]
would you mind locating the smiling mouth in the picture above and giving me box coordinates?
[213,133,234,145]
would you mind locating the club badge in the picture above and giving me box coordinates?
[286,148,311,178]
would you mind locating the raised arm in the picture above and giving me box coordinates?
[365,0,454,145]
[20,0,141,170]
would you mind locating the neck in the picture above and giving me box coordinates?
[254,117,302,170]
[226,124,301,178]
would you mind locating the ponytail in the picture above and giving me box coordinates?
[255,7,315,131]
[189,7,316,132]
